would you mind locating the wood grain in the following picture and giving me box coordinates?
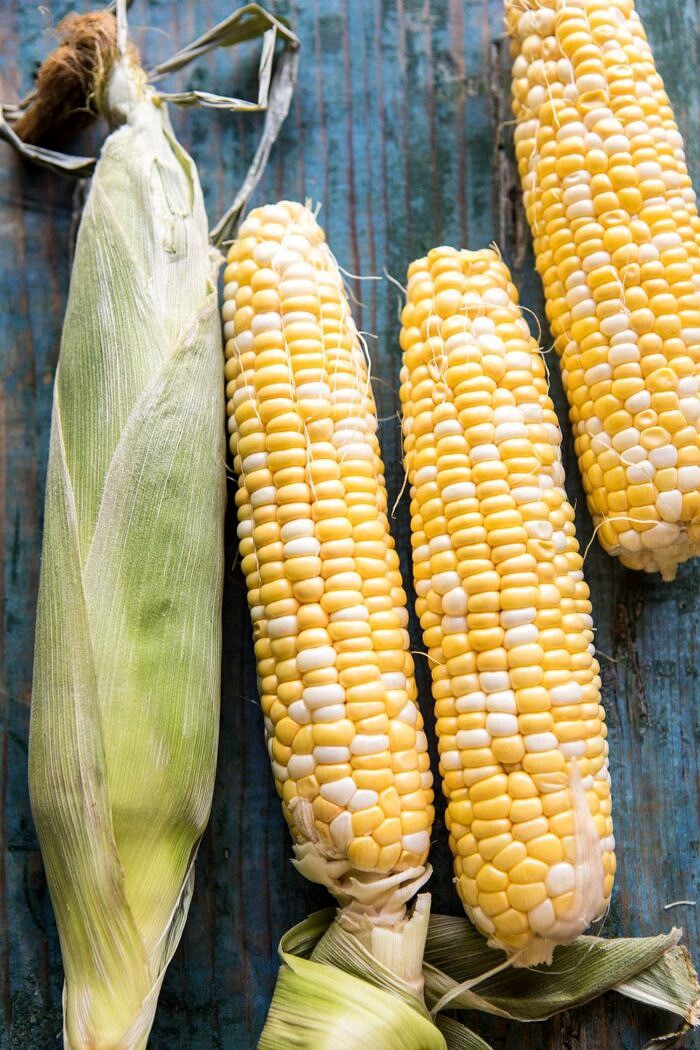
[0,1,698,1047]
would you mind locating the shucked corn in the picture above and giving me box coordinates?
[506,0,700,579]
[224,201,434,916]
[400,247,614,964]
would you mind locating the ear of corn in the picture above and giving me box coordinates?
[399,247,614,966]
[29,42,226,1050]
[224,201,434,923]
[224,202,441,1043]
[506,0,700,580]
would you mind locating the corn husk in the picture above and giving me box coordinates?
[260,908,447,1049]
[269,910,699,1050]
[28,37,225,1050]
[426,914,699,1048]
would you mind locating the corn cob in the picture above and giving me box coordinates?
[224,201,434,929]
[399,246,614,965]
[506,0,700,579]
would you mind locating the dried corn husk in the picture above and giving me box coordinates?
[423,913,699,1033]
[28,23,226,1050]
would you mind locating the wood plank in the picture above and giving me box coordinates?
[0,1,698,1046]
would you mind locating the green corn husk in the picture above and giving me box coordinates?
[28,29,225,1050]
[425,914,699,1049]
[260,908,447,1050]
[269,911,699,1050]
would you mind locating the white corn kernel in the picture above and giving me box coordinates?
[288,700,311,725]
[546,863,576,896]
[321,778,357,807]
[297,647,336,672]
[348,790,379,812]
[350,735,390,755]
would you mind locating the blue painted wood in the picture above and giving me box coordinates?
[0,1,698,1047]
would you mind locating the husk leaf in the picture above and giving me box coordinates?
[617,944,700,1023]
[423,914,698,1046]
[259,911,447,1050]
[641,1028,696,1050]
[266,910,699,1048]
[29,47,225,1050]
[309,894,432,1005]
[435,1016,494,1050]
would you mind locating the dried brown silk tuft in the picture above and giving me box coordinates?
[14,12,136,144]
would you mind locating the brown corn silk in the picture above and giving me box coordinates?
[12,12,130,144]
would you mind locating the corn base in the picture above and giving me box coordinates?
[615,531,700,581]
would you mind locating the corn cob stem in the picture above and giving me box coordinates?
[399,247,614,966]
[224,201,434,970]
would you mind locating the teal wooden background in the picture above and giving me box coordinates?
[1,0,699,1046]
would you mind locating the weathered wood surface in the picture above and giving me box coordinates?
[0,0,698,1046]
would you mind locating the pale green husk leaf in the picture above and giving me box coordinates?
[29,52,225,1050]
[617,942,700,1021]
[619,944,700,1049]
[423,913,698,1028]
[259,910,447,1050]
[435,1016,494,1050]
[265,910,699,1049]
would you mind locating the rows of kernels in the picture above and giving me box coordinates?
[399,247,614,952]
[506,0,700,577]
[224,202,433,876]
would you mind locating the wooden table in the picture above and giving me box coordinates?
[1,1,698,1046]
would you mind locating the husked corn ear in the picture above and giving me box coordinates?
[399,247,614,964]
[224,201,434,915]
[506,0,700,580]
